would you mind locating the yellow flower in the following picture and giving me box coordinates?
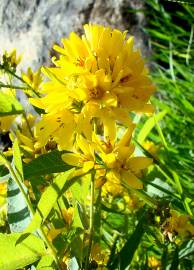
[30,24,155,149]
[14,114,44,163]
[0,89,17,132]
[1,49,21,69]
[0,115,16,132]
[62,135,95,174]
[0,183,7,207]
[47,227,64,242]
[94,125,153,190]
[34,109,75,151]
[22,67,43,92]
[90,243,109,268]
[148,256,161,270]
[165,211,194,238]
[124,193,143,211]
[143,140,161,159]
[54,24,155,112]
[62,207,74,226]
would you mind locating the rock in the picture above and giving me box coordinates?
[0,0,147,70]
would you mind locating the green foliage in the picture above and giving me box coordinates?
[0,1,194,269]
[109,212,147,269]
[36,255,55,270]
[26,169,75,233]
[146,0,194,187]
[0,91,23,116]
[23,150,73,178]
[0,233,46,270]
[137,110,168,144]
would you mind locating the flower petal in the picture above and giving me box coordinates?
[127,157,153,174]
[121,170,143,189]
[62,153,80,167]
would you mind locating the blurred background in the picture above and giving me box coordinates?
[0,0,147,69]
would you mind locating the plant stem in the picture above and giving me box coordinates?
[0,65,40,97]
[0,83,30,90]
[0,153,61,269]
[85,170,95,269]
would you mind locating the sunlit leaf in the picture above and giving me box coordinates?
[25,169,75,233]
[36,255,55,270]
[0,91,23,116]
[24,150,73,178]
[8,141,31,232]
[137,111,167,144]
[0,233,46,270]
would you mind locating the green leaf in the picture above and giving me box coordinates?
[137,111,167,144]
[0,91,23,116]
[26,169,75,233]
[7,141,31,232]
[7,177,31,232]
[13,139,24,180]
[23,150,73,178]
[77,201,89,229]
[179,240,194,259]
[36,255,55,270]
[70,175,90,229]
[0,233,46,270]
[110,212,146,269]
[162,246,168,270]
[147,178,175,198]
[170,246,179,270]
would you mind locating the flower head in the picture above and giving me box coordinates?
[94,125,153,190]
[30,24,155,150]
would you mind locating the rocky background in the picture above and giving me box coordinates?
[0,0,147,69]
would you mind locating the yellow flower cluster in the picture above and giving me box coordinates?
[1,49,21,70]
[165,211,194,239]
[30,24,155,191]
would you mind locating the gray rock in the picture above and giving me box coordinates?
[0,0,147,69]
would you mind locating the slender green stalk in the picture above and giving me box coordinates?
[0,83,30,90]
[0,153,61,269]
[0,65,29,86]
[85,170,95,269]
[0,153,35,215]
[154,114,168,150]
[0,65,40,97]
[186,24,193,65]
[169,42,176,82]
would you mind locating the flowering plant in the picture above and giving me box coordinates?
[0,24,193,270]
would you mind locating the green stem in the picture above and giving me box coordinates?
[85,171,95,269]
[0,83,30,90]
[0,65,40,97]
[0,153,61,269]
[0,65,29,86]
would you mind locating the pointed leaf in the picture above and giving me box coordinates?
[26,169,75,233]
[13,138,24,180]
[170,246,179,270]
[110,212,146,269]
[0,233,46,270]
[36,255,55,270]
[24,150,73,178]
[0,91,23,116]
[137,111,167,144]
[7,177,31,232]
